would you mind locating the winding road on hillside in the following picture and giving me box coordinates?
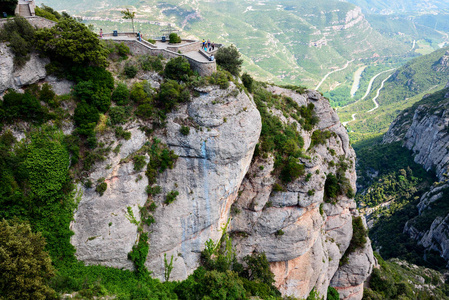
[342,68,396,126]
[367,72,395,112]
[315,60,354,90]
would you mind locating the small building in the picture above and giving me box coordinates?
[15,0,36,17]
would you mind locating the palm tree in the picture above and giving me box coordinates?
[121,8,136,33]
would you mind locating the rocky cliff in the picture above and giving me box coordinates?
[383,87,449,266]
[67,82,375,299]
[0,42,374,298]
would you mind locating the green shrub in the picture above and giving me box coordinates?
[310,130,332,148]
[114,126,131,140]
[215,45,243,76]
[280,157,305,183]
[108,106,130,125]
[139,54,163,72]
[327,286,339,300]
[35,6,59,21]
[208,71,230,89]
[124,64,138,78]
[116,42,130,57]
[39,83,57,107]
[164,56,192,81]
[0,219,56,299]
[2,90,46,124]
[241,72,253,92]
[0,16,35,67]
[112,83,130,105]
[130,81,152,104]
[35,18,108,68]
[165,190,179,205]
[340,217,368,265]
[133,155,147,171]
[95,182,107,196]
[158,80,190,112]
[169,33,181,43]
[128,233,150,278]
[180,125,190,135]
[74,101,100,135]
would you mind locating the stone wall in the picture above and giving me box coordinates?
[113,39,216,76]
[167,41,202,54]
[187,58,216,76]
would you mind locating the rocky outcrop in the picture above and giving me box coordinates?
[71,124,149,269]
[70,82,262,280]
[384,88,449,266]
[0,43,48,93]
[331,227,376,300]
[231,87,374,299]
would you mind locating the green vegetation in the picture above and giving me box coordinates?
[120,8,136,33]
[364,253,449,299]
[0,219,56,299]
[164,56,192,81]
[180,125,190,135]
[252,83,320,185]
[165,190,179,205]
[0,16,36,67]
[35,18,108,68]
[340,217,367,265]
[35,4,64,21]
[169,32,181,43]
[216,44,243,76]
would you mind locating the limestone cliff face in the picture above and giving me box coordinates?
[0,43,48,93]
[383,89,449,266]
[231,87,375,300]
[69,82,374,299]
[71,82,262,280]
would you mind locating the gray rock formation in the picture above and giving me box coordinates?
[71,124,149,269]
[231,87,374,299]
[70,83,262,281]
[0,43,48,93]
[384,90,449,267]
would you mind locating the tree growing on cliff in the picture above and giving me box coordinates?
[0,219,56,299]
[216,44,243,76]
[121,8,136,33]
[35,18,108,68]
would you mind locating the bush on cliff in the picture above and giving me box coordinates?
[0,16,35,67]
[164,56,192,81]
[35,18,108,68]
[0,219,56,299]
[216,44,243,76]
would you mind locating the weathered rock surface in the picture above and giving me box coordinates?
[384,90,449,267]
[0,43,48,93]
[70,83,262,280]
[231,87,374,299]
[331,227,376,300]
[71,124,149,269]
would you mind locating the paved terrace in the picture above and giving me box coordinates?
[102,32,222,76]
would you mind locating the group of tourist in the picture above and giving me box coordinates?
[202,39,215,52]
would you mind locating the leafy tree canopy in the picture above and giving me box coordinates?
[216,44,243,76]
[0,219,56,299]
[35,18,108,68]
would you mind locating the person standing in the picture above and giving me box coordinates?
[99,28,103,38]
[212,42,215,51]
[207,39,211,49]
[202,39,205,48]
[138,31,142,41]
